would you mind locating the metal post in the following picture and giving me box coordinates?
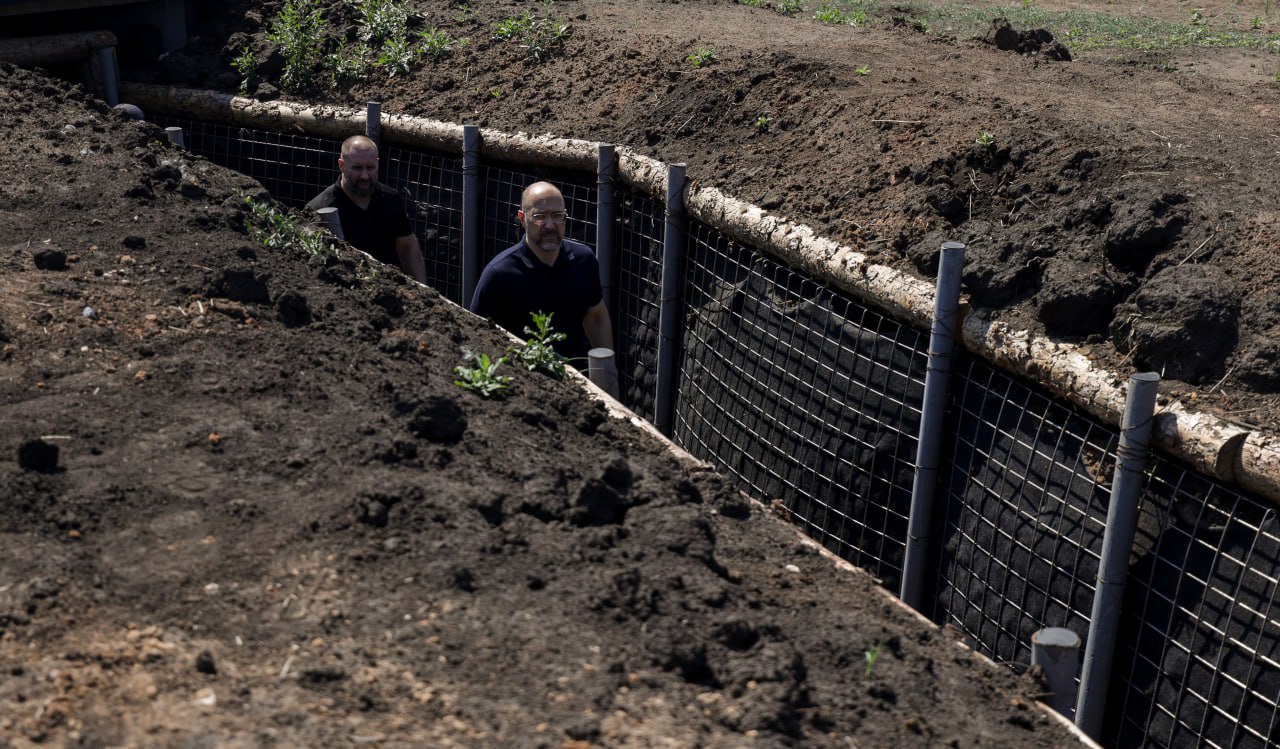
[461,124,482,308]
[1075,371,1161,740]
[96,46,119,107]
[164,126,185,149]
[596,144,617,317]
[316,206,344,242]
[365,101,381,149]
[654,163,687,435]
[900,241,966,610]
[1032,627,1082,718]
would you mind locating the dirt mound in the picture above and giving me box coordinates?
[0,60,1093,746]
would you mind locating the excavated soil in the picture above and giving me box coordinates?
[3,0,1279,746]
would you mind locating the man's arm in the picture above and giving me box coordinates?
[395,233,428,284]
[582,300,613,350]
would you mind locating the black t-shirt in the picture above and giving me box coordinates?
[305,181,414,269]
[469,238,604,365]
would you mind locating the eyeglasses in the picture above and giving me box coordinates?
[527,211,567,225]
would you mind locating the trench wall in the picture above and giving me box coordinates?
[152,111,1279,749]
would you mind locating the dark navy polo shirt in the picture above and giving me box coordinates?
[305,180,414,269]
[469,238,604,364]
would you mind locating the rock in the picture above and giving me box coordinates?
[33,248,67,270]
[18,439,59,473]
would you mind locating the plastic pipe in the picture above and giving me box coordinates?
[96,45,119,107]
[900,241,966,610]
[588,347,619,399]
[596,144,618,317]
[461,124,482,308]
[164,126,185,149]
[1032,627,1082,718]
[365,101,381,148]
[316,206,343,241]
[654,163,687,435]
[1075,371,1161,740]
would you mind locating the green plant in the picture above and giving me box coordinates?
[488,86,503,99]
[774,0,803,14]
[376,35,415,76]
[975,130,996,147]
[330,41,374,83]
[686,47,718,67]
[493,4,571,62]
[267,0,328,93]
[454,350,511,397]
[854,64,871,75]
[419,26,461,60]
[865,642,882,677]
[230,47,258,93]
[354,0,414,44]
[509,312,568,378]
[738,0,766,6]
[815,4,867,25]
[753,114,772,132]
[243,195,339,260]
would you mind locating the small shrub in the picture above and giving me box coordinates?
[419,26,462,60]
[267,0,328,93]
[230,47,258,93]
[774,0,804,15]
[243,194,339,261]
[509,312,568,379]
[686,47,718,67]
[454,350,511,398]
[493,4,571,61]
[975,130,996,147]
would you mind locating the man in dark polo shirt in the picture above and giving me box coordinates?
[470,181,613,371]
[306,135,427,283]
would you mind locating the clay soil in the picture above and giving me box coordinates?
[2,0,1278,746]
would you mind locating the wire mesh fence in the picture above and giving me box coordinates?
[673,221,929,586]
[1108,458,1280,749]
[928,353,1111,667]
[157,113,1280,749]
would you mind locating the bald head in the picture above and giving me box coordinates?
[521,181,564,211]
[341,135,378,159]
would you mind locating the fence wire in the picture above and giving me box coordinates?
[1108,457,1280,749]
[929,353,1111,669]
[672,222,928,585]
[157,114,1280,749]
[612,187,665,421]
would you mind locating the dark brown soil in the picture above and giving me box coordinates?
[2,0,1277,745]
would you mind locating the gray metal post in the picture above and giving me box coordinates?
[96,46,119,107]
[164,126,185,149]
[654,163,687,435]
[365,102,381,148]
[900,241,966,610]
[1075,371,1161,740]
[461,125,482,308]
[1032,627,1082,718]
[596,144,617,317]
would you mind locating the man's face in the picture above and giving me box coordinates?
[339,147,378,199]
[520,188,567,254]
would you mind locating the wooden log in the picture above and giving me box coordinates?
[0,31,117,66]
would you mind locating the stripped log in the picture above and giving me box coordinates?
[111,83,1280,505]
[0,31,117,66]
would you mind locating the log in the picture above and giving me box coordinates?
[0,31,117,66]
